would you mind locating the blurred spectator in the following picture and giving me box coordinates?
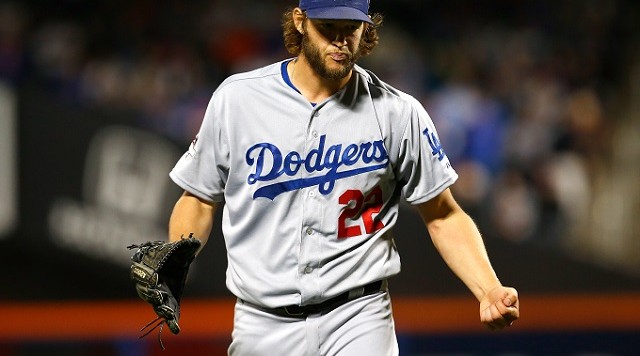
[489,168,541,243]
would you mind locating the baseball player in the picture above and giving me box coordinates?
[167,0,520,355]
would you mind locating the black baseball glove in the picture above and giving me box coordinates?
[127,234,201,345]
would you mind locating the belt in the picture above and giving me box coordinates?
[244,280,386,318]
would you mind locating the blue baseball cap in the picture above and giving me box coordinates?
[299,0,373,24]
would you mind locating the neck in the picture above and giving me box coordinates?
[288,56,352,104]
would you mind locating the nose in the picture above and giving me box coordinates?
[332,35,347,46]
[331,31,349,46]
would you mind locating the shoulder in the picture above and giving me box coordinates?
[215,60,287,94]
[353,65,423,110]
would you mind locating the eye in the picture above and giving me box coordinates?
[319,22,334,29]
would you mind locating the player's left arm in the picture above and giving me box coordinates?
[415,188,519,330]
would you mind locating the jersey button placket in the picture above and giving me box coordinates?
[298,109,322,303]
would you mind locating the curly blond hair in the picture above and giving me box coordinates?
[281,8,384,57]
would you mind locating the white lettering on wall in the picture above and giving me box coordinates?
[48,126,181,266]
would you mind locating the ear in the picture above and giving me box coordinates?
[293,7,305,34]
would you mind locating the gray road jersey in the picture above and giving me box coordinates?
[170,59,458,308]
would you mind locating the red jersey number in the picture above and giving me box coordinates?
[337,186,385,238]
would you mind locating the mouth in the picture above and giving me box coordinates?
[329,52,348,61]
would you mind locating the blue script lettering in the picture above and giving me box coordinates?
[245,135,389,200]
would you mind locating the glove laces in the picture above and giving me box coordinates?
[139,316,167,350]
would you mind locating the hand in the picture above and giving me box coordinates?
[479,286,519,330]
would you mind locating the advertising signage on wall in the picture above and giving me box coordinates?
[48,125,182,266]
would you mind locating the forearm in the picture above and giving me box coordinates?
[168,191,217,248]
[427,209,501,301]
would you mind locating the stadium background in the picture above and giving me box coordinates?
[1,0,639,354]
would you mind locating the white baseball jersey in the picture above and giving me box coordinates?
[170,59,458,308]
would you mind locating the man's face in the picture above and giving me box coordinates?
[301,19,365,81]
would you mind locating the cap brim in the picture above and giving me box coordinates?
[306,6,373,24]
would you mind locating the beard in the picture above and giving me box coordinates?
[301,35,361,81]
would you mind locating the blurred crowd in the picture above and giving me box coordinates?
[1,0,638,274]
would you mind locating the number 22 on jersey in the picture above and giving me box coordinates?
[337,186,385,238]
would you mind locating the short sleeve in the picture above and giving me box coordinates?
[396,98,458,204]
[169,93,229,202]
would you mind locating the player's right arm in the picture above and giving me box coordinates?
[168,191,217,250]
